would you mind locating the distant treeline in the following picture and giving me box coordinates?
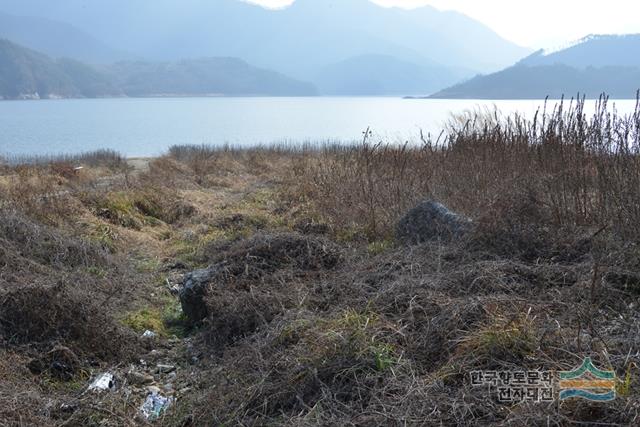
[0,39,316,100]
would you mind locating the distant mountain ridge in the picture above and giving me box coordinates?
[431,34,640,99]
[314,54,470,96]
[0,12,130,64]
[0,39,121,99]
[109,58,316,97]
[430,65,640,99]
[0,0,530,71]
[0,40,316,100]
[0,0,531,95]
[519,34,640,69]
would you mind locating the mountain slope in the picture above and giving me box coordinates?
[0,12,129,64]
[314,54,470,96]
[431,34,640,99]
[0,0,531,77]
[0,39,316,99]
[430,64,640,99]
[519,34,640,69]
[109,59,317,97]
[0,39,121,99]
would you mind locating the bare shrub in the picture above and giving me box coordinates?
[296,96,640,241]
[0,282,137,360]
[1,166,77,222]
[200,232,342,279]
[79,185,195,229]
[0,209,137,361]
[0,208,110,269]
[186,233,343,345]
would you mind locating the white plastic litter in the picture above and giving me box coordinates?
[88,373,115,392]
[141,392,173,420]
[142,330,157,338]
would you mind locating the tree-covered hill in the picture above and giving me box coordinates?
[0,39,317,100]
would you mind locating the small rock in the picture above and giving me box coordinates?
[157,364,176,374]
[127,371,155,386]
[180,266,219,323]
[147,385,162,394]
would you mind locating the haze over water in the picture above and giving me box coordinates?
[1,97,637,158]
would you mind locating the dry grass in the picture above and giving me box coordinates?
[2,97,640,425]
[295,96,640,241]
[4,149,127,168]
[165,98,640,426]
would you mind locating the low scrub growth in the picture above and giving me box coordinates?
[2,97,640,425]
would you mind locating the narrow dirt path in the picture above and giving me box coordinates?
[81,168,281,423]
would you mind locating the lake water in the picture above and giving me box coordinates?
[0,97,637,157]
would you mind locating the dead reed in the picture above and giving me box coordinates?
[297,96,640,240]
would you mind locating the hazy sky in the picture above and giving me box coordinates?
[247,0,640,48]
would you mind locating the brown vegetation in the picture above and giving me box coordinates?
[1,98,639,425]
[298,97,640,240]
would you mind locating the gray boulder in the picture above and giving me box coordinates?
[179,265,220,324]
[396,200,471,245]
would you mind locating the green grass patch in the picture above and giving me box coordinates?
[43,374,89,393]
[616,363,635,397]
[134,257,161,273]
[122,307,166,335]
[97,192,144,229]
[460,315,536,362]
[89,223,117,253]
[367,239,394,256]
[317,309,398,372]
[122,298,188,338]
[83,189,189,230]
